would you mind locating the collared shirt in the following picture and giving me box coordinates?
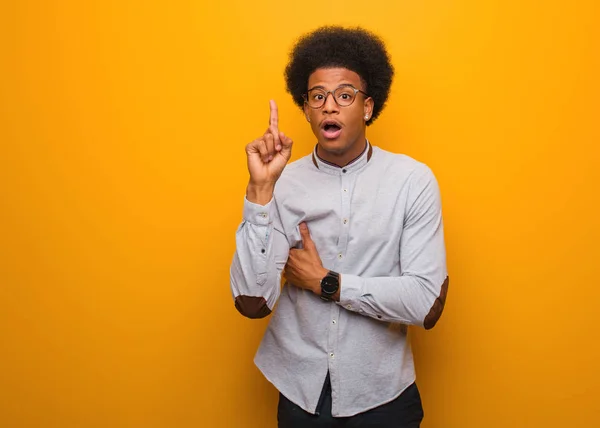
[230,141,449,417]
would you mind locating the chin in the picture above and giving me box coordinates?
[318,139,349,154]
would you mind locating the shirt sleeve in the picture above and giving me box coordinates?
[230,197,290,318]
[337,166,449,329]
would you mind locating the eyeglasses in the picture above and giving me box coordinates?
[302,84,369,109]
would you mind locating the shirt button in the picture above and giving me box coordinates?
[330,353,335,358]
[338,253,343,259]
[332,319,336,324]
[346,304,352,310]
[343,219,348,224]
[343,189,348,192]
[342,169,347,173]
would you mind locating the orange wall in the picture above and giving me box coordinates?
[1,1,599,427]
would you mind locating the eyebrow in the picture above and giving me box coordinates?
[306,83,357,92]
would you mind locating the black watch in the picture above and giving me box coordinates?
[320,271,340,301]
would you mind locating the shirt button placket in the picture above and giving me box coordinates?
[327,293,340,400]
[329,169,353,413]
[337,171,352,270]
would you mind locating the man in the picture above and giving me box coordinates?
[230,26,449,427]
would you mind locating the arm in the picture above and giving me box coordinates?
[230,196,290,319]
[229,100,293,319]
[283,166,448,329]
[337,166,449,329]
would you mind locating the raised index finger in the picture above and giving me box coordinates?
[269,99,279,129]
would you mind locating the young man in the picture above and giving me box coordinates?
[230,26,449,427]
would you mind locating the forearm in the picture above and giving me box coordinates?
[246,182,275,206]
[333,165,449,329]
[230,197,289,318]
[337,273,449,329]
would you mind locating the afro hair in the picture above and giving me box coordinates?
[285,26,394,126]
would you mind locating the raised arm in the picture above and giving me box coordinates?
[229,100,294,319]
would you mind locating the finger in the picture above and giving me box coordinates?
[299,222,315,250]
[271,130,280,155]
[283,266,297,282]
[276,131,285,151]
[286,250,296,263]
[246,138,263,155]
[264,133,274,162]
[245,140,257,155]
[269,100,279,129]
[264,127,280,152]
[279,134,293,160]
[256,139,269,163]
[282,264,293,277]
[268,100,281,151]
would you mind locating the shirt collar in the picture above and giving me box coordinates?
[311,140,373,175]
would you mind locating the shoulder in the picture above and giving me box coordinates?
[371,146,435,183]
[279,151,316,179]
[274,152,314,193]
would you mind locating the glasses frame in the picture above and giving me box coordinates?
[302,84,370,109]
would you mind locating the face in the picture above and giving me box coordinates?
[303,68,374,162]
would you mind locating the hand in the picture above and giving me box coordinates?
[283,223,328,295]
[245,100,294,191]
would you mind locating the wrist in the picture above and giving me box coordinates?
[313,267,329,295]
[246,182,275,205]
[318,269,341,302]
[331,287,341,302]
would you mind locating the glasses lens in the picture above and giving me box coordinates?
[307,89,327,108]
[334,87,356,106]
[305,86,359,108]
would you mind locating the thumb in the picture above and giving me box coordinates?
[279,132,293,160]
[299,222,315,250]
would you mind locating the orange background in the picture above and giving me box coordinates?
[1,1,599,427]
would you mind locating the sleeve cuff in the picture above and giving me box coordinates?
[337,274,363,311]
[243,196,275,226]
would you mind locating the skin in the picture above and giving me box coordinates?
[245,67,374,300]
[304,67,374,167]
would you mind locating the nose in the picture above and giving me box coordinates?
[322,92,339,114]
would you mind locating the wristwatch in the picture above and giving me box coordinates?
[320,271,340,301]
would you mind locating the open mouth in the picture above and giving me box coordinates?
[321,121,342,139]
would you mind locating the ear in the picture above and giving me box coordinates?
[364,97,374,122]
[303,102,311,122]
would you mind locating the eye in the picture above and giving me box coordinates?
[336,88,355,100]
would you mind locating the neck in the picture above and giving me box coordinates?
[316,137,368,167]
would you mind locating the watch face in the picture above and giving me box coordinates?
[321,275,339,295]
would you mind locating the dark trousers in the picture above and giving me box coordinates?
[277,375,424,428]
